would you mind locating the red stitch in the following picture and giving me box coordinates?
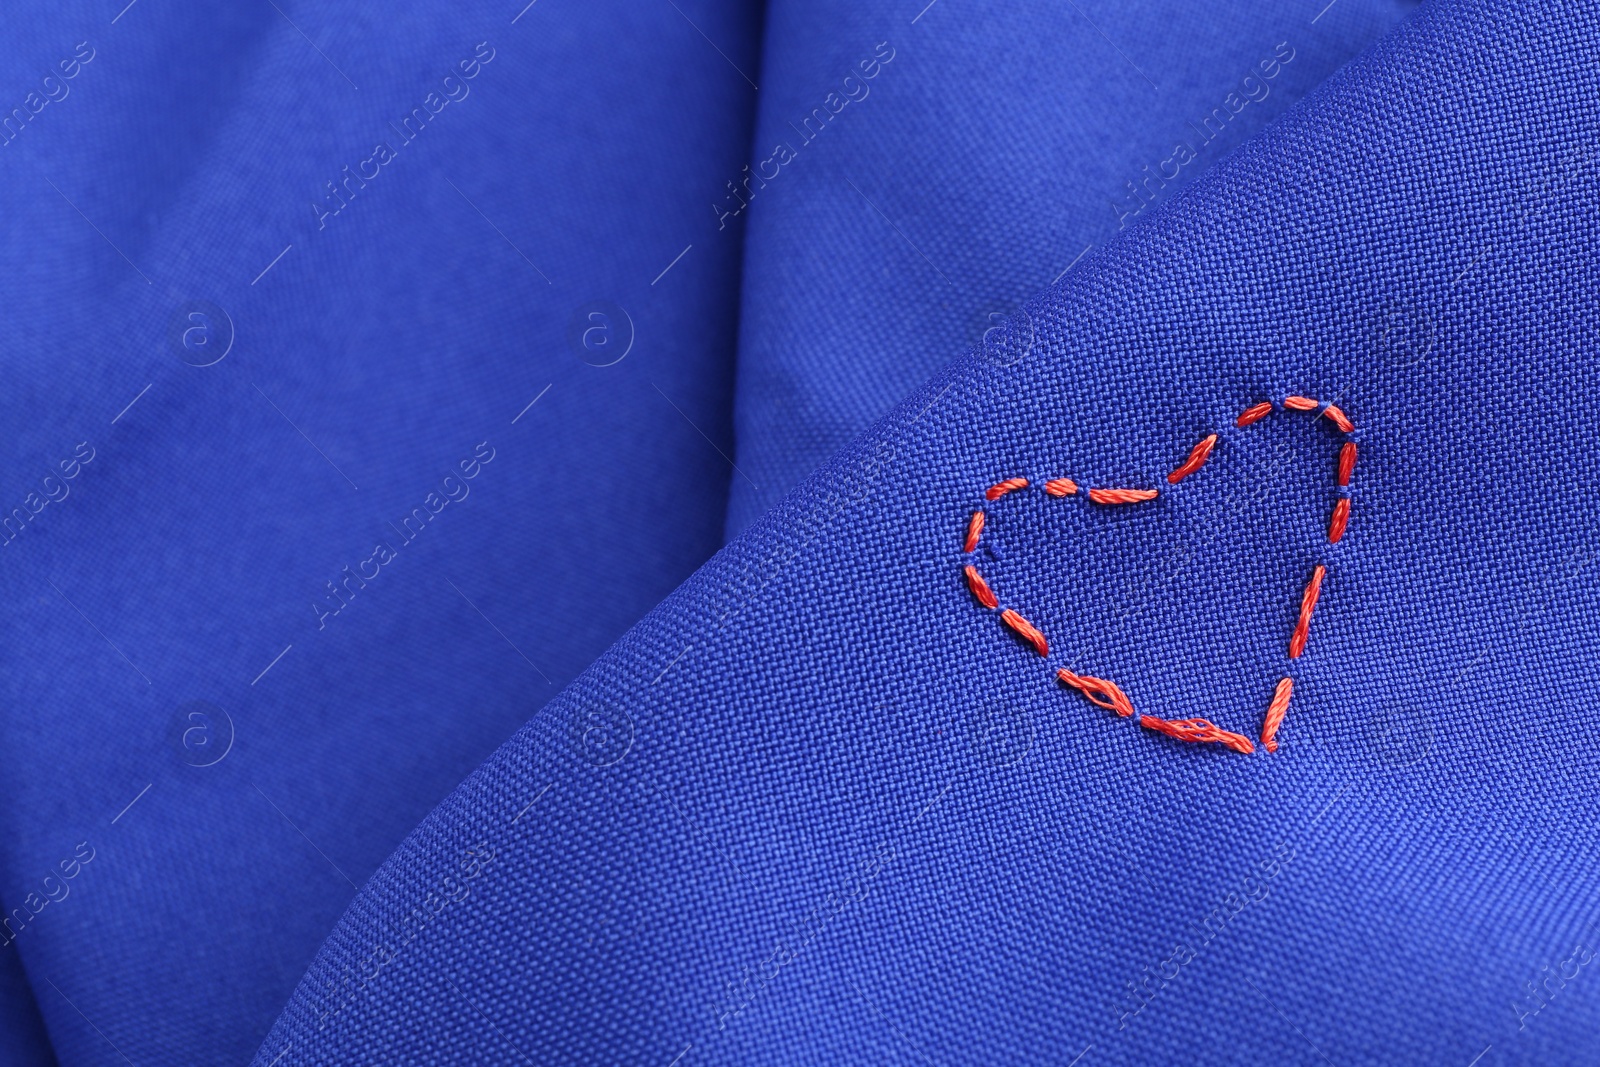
[958,391,1359,759]
[964,511,985,553]
[986,477,1029,501]
[1236,401,1273,427]
[1000,608,1049,657]
[1167,434,1218,484]
[1088,488,1159,506]
[1057,668,1135,717]
[1044,478,1079,497]
[1261,677,1293,753]
[1328,498,1350,544]
[1288,564,1326,659]
[964,565,998,610]
[1139,715,1255,754]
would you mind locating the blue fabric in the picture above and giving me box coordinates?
[0,950,53,1067]
[723,0,1416,536]
[252,0,1600,1064]
[0,1,756,1063]
[2,0,1598,1064]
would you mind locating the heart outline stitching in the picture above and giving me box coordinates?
[961,395,1356,755]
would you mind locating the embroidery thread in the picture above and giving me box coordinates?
[1260,677,1294,754]
[960,396,1355,755]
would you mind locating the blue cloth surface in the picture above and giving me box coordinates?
[252,0,1600,1064]
[722,0,1416,536]
[1,0,1597,1064]
[0,1,757,1063]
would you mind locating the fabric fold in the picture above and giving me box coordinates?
[0,2,758,1063]
[721,0,1416,538]
[258,0,1600,1062]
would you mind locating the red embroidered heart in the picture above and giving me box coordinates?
[960,395,1356,755]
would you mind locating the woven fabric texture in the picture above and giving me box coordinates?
[722,0,1415,537]
[257,1,1600,1064]
[0,2,756,1063]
